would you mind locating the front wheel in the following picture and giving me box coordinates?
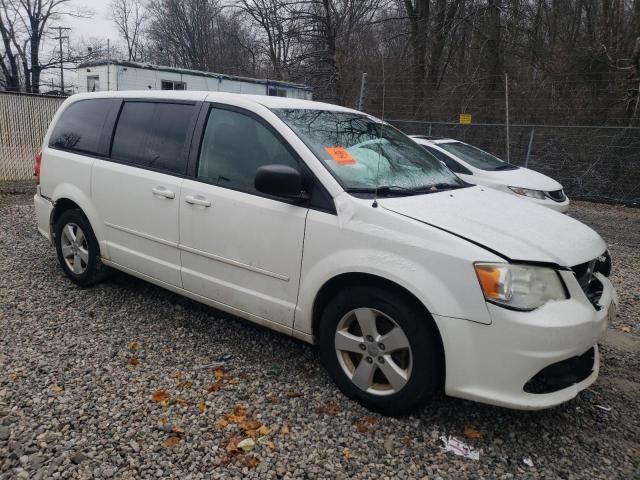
[318,286,443,416]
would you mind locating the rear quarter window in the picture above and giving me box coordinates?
[49,99,117,155]
[110,101,196,175]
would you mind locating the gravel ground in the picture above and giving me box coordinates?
[1,193,639,480]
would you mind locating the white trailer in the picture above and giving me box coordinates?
[76,60,312,99]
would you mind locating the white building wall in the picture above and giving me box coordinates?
[76,63,311,99]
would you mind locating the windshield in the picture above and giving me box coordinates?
[272,109,465,195]
[437,141,518,171]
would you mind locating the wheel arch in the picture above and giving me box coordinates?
[49,190,105,258]
[311,272,446,378]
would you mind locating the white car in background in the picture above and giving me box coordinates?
[411,136,570,213]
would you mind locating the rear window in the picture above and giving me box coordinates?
[110,101,196,174]
[49,99,116,155]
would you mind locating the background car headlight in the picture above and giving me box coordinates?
[474,263,567,310]
[507,186,546,199]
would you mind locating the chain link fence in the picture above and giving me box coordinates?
[0,91,64,181]
[0,90,639,205]
[389,120,640,206]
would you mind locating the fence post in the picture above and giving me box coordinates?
[357,72,367,111]
[525,127,535,167]
[505,72,511,163]
[428,123,432,137]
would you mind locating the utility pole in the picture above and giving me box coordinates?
[51,26,71,94]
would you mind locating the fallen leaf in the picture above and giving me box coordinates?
[266,440,276,450]
[257,425,272,436]
[342,447,352,459]
[319,401,338,415]
[207,381,223,392]
[280,424,290,435]
[197,401,208,413]
[226,435,243,454]
[158,416,168,426]
[216,418,229,429]
[150,389,170,403]
[8,371,17,382]
[362,415,378,425]
[176,397,190,407]
[239,418,261,432]
[355,422,368,433]
[172,425,185,435]
[227,377,240,384]
[270,395,280,404]
[51,384,63,393]
[286,391,304,398]
[621,326,632,333]
[163,436,181,448]
[463,425,482,439]
[242,456,259,468]
[129,357,141,367]
[213,367,225,381]
[237,438,255,452]
[128,342,140,351]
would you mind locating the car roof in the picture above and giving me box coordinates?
[66,90,360,114]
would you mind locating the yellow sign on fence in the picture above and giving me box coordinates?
[459,113,472,125]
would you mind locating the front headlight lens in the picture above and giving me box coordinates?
[507,186,546,199]
[474,263,567,310]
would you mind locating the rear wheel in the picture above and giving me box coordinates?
[318,286,443,416]
[54,209,109,286]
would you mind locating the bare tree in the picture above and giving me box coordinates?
[0,0,87,93]
[111,0,146,61]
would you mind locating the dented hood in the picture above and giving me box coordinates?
[379,186,605,266]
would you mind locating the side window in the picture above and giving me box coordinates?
[424,146,472,175]
[197,107,300,193]
[111,101,195,174]
[49,99,115,155]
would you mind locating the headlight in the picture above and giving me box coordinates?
[507,186,546,199]
[474,263,567,310]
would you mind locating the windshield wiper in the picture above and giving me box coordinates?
[492,164,519,171]
[346,183,465,196]
[345,185,418,196]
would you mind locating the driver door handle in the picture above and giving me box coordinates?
[184,195,211,207]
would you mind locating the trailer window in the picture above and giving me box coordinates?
[161,80,186,90]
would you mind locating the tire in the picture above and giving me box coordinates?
[54,209,110,287]
[318,285,443,416]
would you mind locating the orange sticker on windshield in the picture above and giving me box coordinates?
[325,146,356,165]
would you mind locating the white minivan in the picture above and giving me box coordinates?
[34,91,616,415]
[411,136,570,213]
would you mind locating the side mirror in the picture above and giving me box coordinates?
[255,164,309,201]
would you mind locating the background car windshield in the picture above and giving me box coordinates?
[437,142,515,170]
[273,109,463,192]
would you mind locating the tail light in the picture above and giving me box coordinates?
[34,151,42,184]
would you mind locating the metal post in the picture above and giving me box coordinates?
[107,39,111,91]
[505,72,510,163]
[428,123,432,137]
[357,72,367,111]
[525,127,535,168]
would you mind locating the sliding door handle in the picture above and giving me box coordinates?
[184,195,211,207]
[151,186,175,199]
